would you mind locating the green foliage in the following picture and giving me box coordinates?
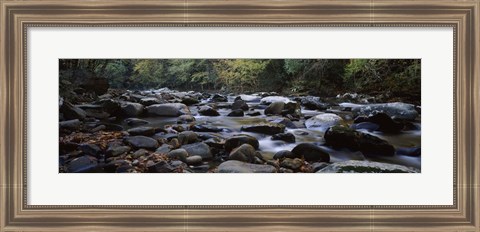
[59,59,421,104]
[214,59,269,92]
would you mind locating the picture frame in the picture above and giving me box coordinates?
[0,0,478,231]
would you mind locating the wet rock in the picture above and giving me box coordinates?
[191,124,223,132]
[191,164,210,173]
[181,96,199,106]
[102,123,124,132]
[218,160,277,173]
[106,145,131,157]
[125,118,149,126]
[317,160,419,173]
[167,148,189,162]
[211,94,228,102]
[182,142,212,159]
[66,155,99,173]
[99,99,122,116]
[104,160,129,173]
[291,143,330,162]
[59,119,81,129]
[246,111,261,116]
[132,149,149,158]
[140,97,162,106]
[351,122,380,131]
[127,126,157,136]
[271,133,296,143]
[225,134,260,152]
[396,147,421,157]
[177,114,196,123]
[229,144,257,163]
[352,102,419,121]
[363,112,404,133]
[311,162,330,172]
[283,102,302,118]
[241,123,285,135]
[148,160,175,173]
[228,109,244,117]
[231,99,249,111]
[60,102,87,120]
[186,155,203,165]
[155,144,171,154]
[273,150,298,160]
[121,102,144,117]
[178,131,198,145]
[264,101,285,115]
[324,126,395,156]
[146,103,190,117]
[124,136,159,150]
[280,158,303,171]
[198,106,220,116]
[268,117,297,129]
[305,113,343,132]
[301,96,328,110]
[79,144,102,156]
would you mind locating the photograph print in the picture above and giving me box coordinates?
[59,59,421,173]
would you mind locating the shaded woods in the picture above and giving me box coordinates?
[60,59,420,104]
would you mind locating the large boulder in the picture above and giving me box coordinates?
[224,134,259,152]
[227,109,244,117]
[301,96,328,110]
[324,126,395,156]
[211,94,228,102]
[264,101,285,115]
[305,113,343,132]
[60,102,87,120]
[317,160,419,173]
[59,119,81,129]
[353,112,404,133]
[291,143,330,162]
[66,155,99,173]
[271,133,296,143]
[178,131,198,145]
[198,106,220,116]
[182,142,212,159]
[181,96,199,106]
[231,99,249,111]
[241,123,285,135]
[228,144,257,163]
[139,97,162,106]
[121,102,144,117]
[352,102,419,121]
[167,148,189,162]
[124,136,159,150]
[218,160,277,173]
[146,103,190,117]
[127,126,157,136]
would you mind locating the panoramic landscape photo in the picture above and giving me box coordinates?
[59,59,421,173]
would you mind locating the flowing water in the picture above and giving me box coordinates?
[117,94,421,170]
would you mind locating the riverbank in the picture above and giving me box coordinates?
[59,88,421,173]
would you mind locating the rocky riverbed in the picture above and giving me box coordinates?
[59,88,421,173]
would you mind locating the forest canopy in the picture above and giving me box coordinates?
[59,59,420,103]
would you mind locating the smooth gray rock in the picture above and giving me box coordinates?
[218,160,277,173]
[317,160,419,173]
[146,103,190,117]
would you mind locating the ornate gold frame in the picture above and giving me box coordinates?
[1,0,479,231]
